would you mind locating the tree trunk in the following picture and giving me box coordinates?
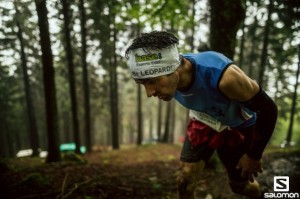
[238,0,247,69]
[209,0,245,59]
[157,100,162,140]
[15,3,40,157]
[248,16,258,78]
[109,16,119,149]
[161,101,171,143]
[136,20,143,146]
[169,100,176,144]
[62,0,81,154]
[190,0,196,52]
[34,0,60,162]
[79,0,92,153]
[7,131,15,157]
[0,130,6,157]
[258,0,273,88]
[149,110,154,141]
[285,46,300,146]
[63,111,71,142]
[238,21,246,69]
[137,84,143,145]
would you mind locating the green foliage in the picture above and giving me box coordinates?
[264,145,300,155]
[15,172,51,188]
[237,0,299,148]
[271,117,300,146]
[62,151,87,164]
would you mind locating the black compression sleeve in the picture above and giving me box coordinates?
[241,88,278,160]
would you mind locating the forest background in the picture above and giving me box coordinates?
[0,0,299,162]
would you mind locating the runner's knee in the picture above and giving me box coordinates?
[177,161,205,193]
[180,161,204,177]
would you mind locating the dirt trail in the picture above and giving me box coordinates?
[0,144,299,199]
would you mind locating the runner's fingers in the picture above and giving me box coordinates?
[241,169,248,178]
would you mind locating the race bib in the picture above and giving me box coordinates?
[189,110,229,132]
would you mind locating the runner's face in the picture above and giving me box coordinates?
[135,72,179,101]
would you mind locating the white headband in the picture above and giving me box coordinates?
[127,44,180,79]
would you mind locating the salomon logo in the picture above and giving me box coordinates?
[274,176,289,192]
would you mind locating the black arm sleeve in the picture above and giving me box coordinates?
[241,87,278,160]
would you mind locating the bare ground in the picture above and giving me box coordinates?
[0,144,299,199]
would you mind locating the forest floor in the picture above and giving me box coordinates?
[0,144,300,199]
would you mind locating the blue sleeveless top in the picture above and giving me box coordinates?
[174,51,256,128]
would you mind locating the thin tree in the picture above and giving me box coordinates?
[190,0,196,52]
[136,24,143,146]
[34,0,60,162]
[61,0,81,154]
[15,3,40,157]
[157,100,162,140]
[169,100,176,143]
[285,46,300,146]
[238,11,246,69]
[79,0,92,153]
[149,109,154,141]
[109,6,119,149]
[161,101,171,143]
[137,83,143,145]
[258,0,273,88]
[248,15,259,78]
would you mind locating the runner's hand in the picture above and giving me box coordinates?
[236,154,263,182]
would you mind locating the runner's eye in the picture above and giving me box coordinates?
[147,78,157,85]
[135,78,158,85]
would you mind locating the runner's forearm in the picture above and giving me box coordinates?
[241,88,278,160]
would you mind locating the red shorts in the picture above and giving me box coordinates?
[180,119,255,181]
